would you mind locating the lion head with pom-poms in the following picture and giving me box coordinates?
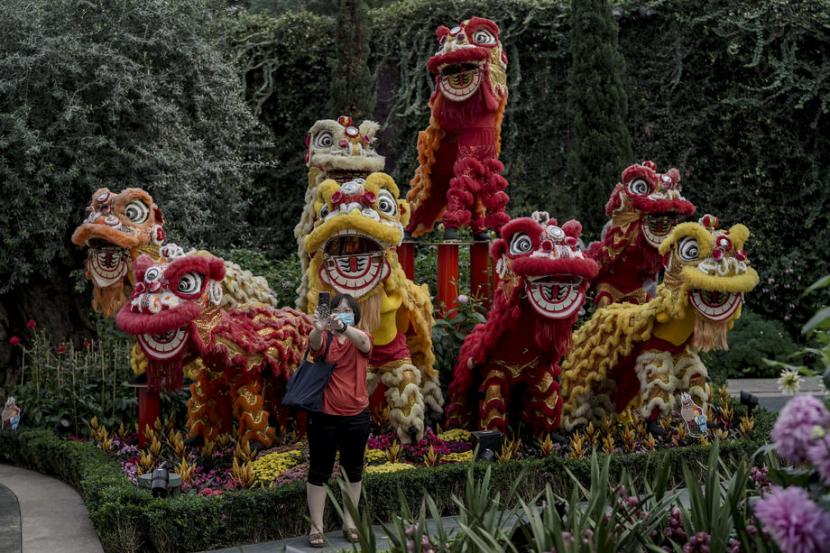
[71,188,165,316]
[587,160,696,306]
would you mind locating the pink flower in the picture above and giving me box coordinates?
[26,320,36,330]
[807,435,830,485]
[771,395,830,463]
[56,343,67,355]
[754,486,830,553]
[456,294,469,304]
[83,339,92,350]
[8,336,20,346]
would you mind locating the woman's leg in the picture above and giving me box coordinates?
[307,412,338,536]
[336,410,371,530]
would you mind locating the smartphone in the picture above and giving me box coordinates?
[317,291,331,319]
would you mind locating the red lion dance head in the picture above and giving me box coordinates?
[493,212,598,324]
[428,17,508,130]
[116,250,225,391]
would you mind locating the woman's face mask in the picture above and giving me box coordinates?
[335,312,355,326]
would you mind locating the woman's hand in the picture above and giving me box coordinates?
[312,313,327,332]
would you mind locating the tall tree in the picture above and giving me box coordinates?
[567,0,633,237]
[329,0,375,120]
[0,0,264,377]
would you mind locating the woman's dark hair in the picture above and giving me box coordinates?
[331,293,361,326]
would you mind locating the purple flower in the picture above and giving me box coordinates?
[808,435,830,485]
[754,486,830,553]
[771,395,830,463]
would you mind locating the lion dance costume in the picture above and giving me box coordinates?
[302,172,440,443]
[588,161,696,307]
[116,251,312,448]
[561,215,759,430]
[295,117,385,310]
[406,17,510,238]
[445,212,598,435]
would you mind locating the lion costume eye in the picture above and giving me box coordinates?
[177,272,203,295]
[626,179,650,196]
[144,267,162,283]
[509,233,533,255]
[320,204,330,218]
[125,200,150,223]
[472,29,496,45]
[377,190,397,216]
[314,131,334,148]
[678,237,699,261]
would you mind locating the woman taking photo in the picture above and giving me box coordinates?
[305,293,372,547]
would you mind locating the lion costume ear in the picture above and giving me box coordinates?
[398,199,411,227]
[134,255,155,281]
[490,239,506,259]
[728,224,750,251]
[562,219,582,239]
[207,256,226,282]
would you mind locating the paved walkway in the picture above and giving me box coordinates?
[0,464,103,553]
[0,483,22,553]
[727,376,825,412]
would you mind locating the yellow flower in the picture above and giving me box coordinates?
[438,429,471,442]
[365,463,415,474]
[250,450,303,483]
[442,451,474,463]
[365,448,387,464]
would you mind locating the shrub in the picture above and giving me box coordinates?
[703,310,801,382]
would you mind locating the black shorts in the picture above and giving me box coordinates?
[307,409,370,486]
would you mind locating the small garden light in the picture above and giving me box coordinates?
[471,430,503,461]
[740,391,759,416]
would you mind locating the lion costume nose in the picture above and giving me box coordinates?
[541,239,554,252]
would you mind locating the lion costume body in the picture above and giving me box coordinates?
[406,17,510,238]
[561,215,759,430]
[302,172,441,443]
[116,251,312,448]
[445,212,598,435]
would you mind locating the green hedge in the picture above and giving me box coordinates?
[0,410,774,552]
[229,0,830,328]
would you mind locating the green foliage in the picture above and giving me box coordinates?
[8,325,135,435]
[231,0,830,330]
[329,0,376,120]
[567,0,634,235]
[211,248,303,306]
[0,0,267,293]
[431,298,487,381]
[703,310,800,382]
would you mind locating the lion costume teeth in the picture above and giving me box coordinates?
[560,215,760,430]
[302,172,440,443]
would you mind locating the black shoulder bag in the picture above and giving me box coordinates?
[283,333,336,412]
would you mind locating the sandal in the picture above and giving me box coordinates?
[342,527,359,543]
[308,532,326,548]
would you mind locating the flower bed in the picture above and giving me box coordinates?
[0,400,774,553]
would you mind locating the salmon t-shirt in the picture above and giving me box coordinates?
[310,332,371,416]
